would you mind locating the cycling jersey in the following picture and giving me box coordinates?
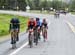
[10,18,20,30]
[42,22,48,28]
[28,20,36,29]
[40,19,42,26]
[36,21,40,27]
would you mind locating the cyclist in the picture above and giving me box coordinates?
[35,18,42,40]
[9,17,20,44]
[42,18,48,40]
[54,11,60,18]
[27,18,36,31]
[27,18,36,45]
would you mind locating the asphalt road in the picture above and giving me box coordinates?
[0,11,75,55]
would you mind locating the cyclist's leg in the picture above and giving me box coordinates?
[34,29,36,43]
[16,33,19,41]
[45,28,47,39]
[38,31,41,40]
[42,28,45,38]
[10,29,16,49]
[13,30,16,44]
[11,29,14,44]
[43,31,46,42]
[38,27,41,40]
[12,30,17,48]
[16,28,19,41]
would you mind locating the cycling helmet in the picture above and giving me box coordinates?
[43,18,46,22]
[36,17,39,21]
[30,18,34,21]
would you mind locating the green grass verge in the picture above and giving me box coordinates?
[28,10,54,14]
[0,14,29,37]
[70,12,75,14]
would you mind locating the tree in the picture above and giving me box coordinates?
[40,0,48,9]
[18,0,27,11]
[69,0,75,11]
[32,0,40,10]
[0,0,69,11]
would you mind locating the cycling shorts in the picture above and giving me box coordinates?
[11,28,19,33]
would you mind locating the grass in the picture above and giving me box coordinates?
[28,10,54,14]
[0,14,29,37]
[70,12,75,14]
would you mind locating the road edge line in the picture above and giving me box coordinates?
[9,42,28,55]
[66,21,75,33]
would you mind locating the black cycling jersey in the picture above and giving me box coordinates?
[10,18,20,29]
[42,22,47,28]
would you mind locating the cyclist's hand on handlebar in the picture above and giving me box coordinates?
[47,26,48,29]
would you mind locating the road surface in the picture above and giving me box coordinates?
[0,11,75,55]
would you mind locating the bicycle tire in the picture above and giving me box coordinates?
[29,34,33,48]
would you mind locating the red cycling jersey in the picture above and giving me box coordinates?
[27,20,36,29]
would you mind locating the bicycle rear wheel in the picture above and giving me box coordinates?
[12,43,16,49]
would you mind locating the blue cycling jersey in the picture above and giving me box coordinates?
[40,20,42,27]
[36,20,42,27]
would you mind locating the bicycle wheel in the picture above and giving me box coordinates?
[35,32,38,45]
[35,29,39,45]
[12,43,16,49]
[16,33,19,41]
[29,34,33,48]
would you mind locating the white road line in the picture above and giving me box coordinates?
[9,42,28,55]
[66,21,75,33]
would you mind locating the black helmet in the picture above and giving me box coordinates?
[36,17,39,21]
